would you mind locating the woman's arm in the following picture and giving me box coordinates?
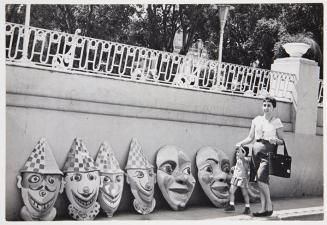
[236,122,255,147]
[269,127,284,145]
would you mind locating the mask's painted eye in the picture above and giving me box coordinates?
[148,170,154,177]
[183,167,191,175]
[103,176,111,182]
[72,173,82,182]
[116,175,122,182]
[88,173,95,181]
[28,175,40,183]
[161,164,173,175]
[205,165,213,174]
[136,171,144,178]
[47,176,55,184]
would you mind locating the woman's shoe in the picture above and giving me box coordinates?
[252,211,267,217]
[266,205,274,216]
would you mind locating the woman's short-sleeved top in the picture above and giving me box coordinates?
[252,115,283,140]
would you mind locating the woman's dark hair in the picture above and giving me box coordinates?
[263,96,277,108]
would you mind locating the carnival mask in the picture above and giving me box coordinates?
[17,173,64,220]
[156,145,196,210]
[17,138,64,221]
[196,146,230,207]
[62,138,101,220]
[125,138,156,214]
[64,171,100,211]
[126,168,155,204]
[95,142,124,217]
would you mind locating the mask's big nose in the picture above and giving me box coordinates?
[108,186,118,198]
[144,182,152,191]
[39,190,47,197]
[83,186,90,194]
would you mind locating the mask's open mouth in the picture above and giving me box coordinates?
[100,191,121,209]
[28,192,55,212]
[72,190,97,209]
[210,182,229,199]
[168,183,191,202]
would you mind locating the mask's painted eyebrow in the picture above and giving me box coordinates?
[205,158,218,164]
[159,160,177,169]
[199,158,218,170]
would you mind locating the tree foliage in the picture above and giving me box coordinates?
[5,4,323,70]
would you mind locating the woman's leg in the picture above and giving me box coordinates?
[258,181,272,211]
[258,184,266,213]
[241,187,250,205]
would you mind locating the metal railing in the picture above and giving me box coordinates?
[318,79,323,107]
[6,22,297,102]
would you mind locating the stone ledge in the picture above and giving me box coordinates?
[7,92,294,131]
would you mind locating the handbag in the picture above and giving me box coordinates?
[268,142,292,178]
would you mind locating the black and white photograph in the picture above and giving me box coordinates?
[2,1,324,222]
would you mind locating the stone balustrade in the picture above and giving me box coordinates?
[6,22,297,102]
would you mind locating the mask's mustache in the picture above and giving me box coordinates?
[29,185,55,192]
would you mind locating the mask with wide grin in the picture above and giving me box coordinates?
[72,190,97,209]
[127,169,155,205]
[27,191,56,213]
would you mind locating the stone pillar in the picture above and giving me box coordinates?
[271,57,320,135]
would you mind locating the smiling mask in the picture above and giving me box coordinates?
[125,138,156,214]
[95,142,124,217]
[62,138,100,220]
[17,138,64,221]
[196,147,231,207]
[156,145,196,211]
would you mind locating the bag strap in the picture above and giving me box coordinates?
[279,141,289,156]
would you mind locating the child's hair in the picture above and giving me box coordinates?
[232,146,250,165]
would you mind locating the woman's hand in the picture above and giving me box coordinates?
[268,138,277,145]
[269,137,283,145]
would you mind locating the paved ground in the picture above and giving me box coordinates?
[86,196,323,221]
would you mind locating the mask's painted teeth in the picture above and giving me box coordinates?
[28,193,55,212]
[72,190,97,209]
[101,192,120,208]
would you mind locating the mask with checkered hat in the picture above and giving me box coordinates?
[20,137,62,175]
[95,142,123,174]
[62,138,99,173]
[125,138,153,170]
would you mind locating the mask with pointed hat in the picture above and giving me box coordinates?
[62,138,100,220]
[17,138,65,221]
[95,142,124,217]
[156,145,196,211]
[125,138,156,214]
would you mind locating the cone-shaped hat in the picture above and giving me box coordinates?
[125,138,153,170]
[62,138,99,173]
[20,138,63,175]
[95,142,123,174]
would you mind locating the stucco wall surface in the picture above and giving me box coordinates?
[6,65,323,220]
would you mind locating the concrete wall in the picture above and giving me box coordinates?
[6,65,323,220]
[317,106,323,135]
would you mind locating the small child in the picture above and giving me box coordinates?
[224,146,251,215]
